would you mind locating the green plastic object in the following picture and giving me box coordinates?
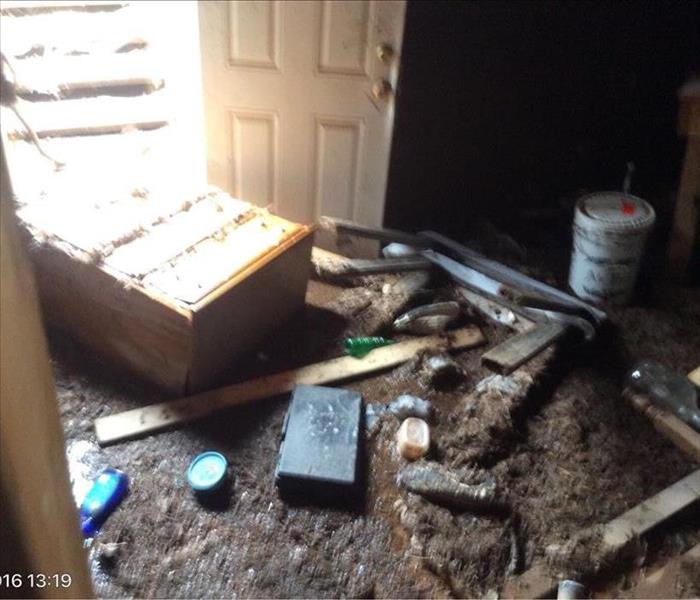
[344,336,394,358]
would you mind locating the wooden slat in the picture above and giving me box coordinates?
[502,470,700,598]
[624,391,700,463]
[481,322,565,375]
[104,197,253,278]
[688,365,700,387]
[4,94,169,139]
[143,212,302,304]
[94,326,486,444]
[0,7,145,57]
[13,52,163,95]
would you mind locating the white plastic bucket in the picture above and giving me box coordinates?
[568,192,655,305]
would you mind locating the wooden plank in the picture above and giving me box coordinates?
[142,212,301,304]
[95,326,486,444]
[13,52,163,95]
[0,147,93,597]
[502,470,700,598]
[688,365,700,387]
[481,321,565,375]
[4,94,169,139]
[621,543,700,598]
[0,7,144,57]
[601,469,700,548]
[624,391,700,463]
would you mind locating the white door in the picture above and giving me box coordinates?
[198,0,405,227]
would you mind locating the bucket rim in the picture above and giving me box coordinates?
[574,191,656,232]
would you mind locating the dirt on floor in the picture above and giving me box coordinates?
[52,271,700,599]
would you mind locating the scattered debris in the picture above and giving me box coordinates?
[96,541,123,566]
[441,369,538,466]
[276,385,363,502]
[187,451,228,493]
[421,352,464,388]
[94,327,485,444]
[506,517,522,577]
[397,418,430,460]
[344,336,395,358]
[557,579,588,599]
[393,301,460,335]
[79,468,129,537]
[397,461,501,512]
[387,394,433,422]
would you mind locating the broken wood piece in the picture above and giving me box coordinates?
[482,322,566,375]
[319,216,428,248]
[688,365,700,387]
[623,390,700,463]
[502,469,700,598]
[94,326,486,445]
[354,269,432,336]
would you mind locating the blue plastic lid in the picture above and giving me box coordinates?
[187,452,228,492]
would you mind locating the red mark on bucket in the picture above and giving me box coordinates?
[621,200,636,215]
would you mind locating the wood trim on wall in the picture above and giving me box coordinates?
[0,145,93,598]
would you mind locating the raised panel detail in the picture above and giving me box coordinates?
[318,0,371,76]
[230,111,277,209]
[228,1,280,69]
[314,117,364,219]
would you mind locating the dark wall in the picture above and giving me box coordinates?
[384,1,700,238]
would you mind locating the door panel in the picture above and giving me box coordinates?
[314,116,364,220]
[231,110,278,209]
[318,0,371,76]
[200,0,405,227]
[228,0,280,69]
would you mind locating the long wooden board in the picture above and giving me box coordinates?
[4,94,168,139]
[481,322,565,375]
[502,469,700,599]
[95,326,485,445]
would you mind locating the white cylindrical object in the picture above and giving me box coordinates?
[569,192,655,305]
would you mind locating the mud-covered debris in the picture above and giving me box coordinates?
[387,394,433,421]
[421,353,464,388]
[394,301,460,335]
[365,403,388,432]
[397,418,430,460]
[96,541,123,566]
[397,461,501,511]
[475,374,524,397]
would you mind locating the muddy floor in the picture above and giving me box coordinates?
[53,272,700,598]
